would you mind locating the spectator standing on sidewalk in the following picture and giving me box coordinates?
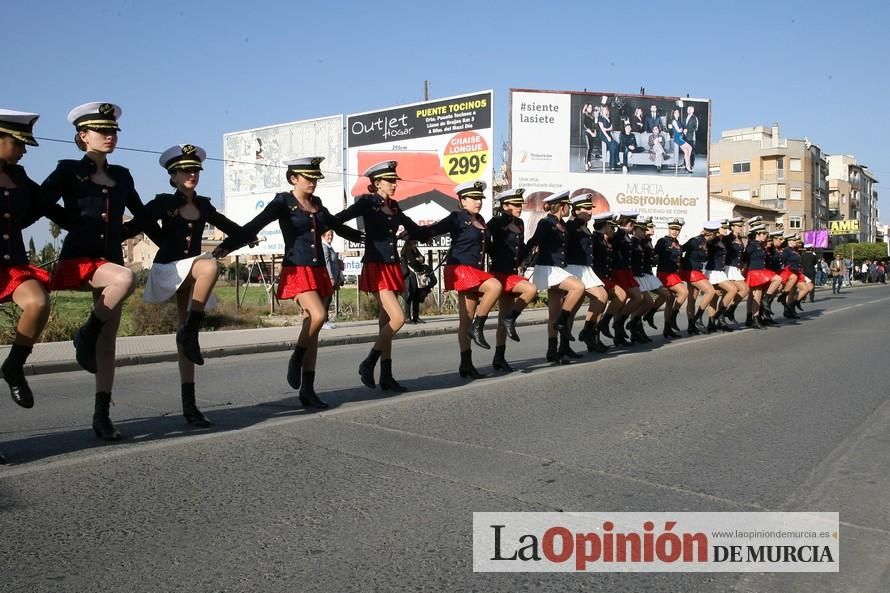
[401,239,432,325]
[829,253,845,294]
[844,256,853,286]
[321,229,343,329]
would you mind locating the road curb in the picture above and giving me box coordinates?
[22,316,550,377]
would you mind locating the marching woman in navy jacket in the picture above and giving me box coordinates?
[41,102,162,441]
[334,161,427,392]
[487,188,538,372]
[742,224,771,329]
[679,224,717,335]
[128,144,253,426]
[216,157,360,410]
[424,180,503,379]
[525,191,585,363]
[653,218,688,339]
[564,193,609,354]
[0,110,54,455]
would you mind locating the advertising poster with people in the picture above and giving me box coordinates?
[223,115,344,254]
[346,91,494,248]
[510,89,710,241]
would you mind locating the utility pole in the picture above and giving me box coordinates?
[423,80,430,101]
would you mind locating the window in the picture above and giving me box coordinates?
[731,189,751,200]
[709,165,721,176]
[732,161,751,174]
[790,188,802,200]
[789,158,801,172]
[789,216,802,229]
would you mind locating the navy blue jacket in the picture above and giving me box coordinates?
[654,235,682,273]
[724,234,744,268]
[766,246,783,272]
[681,235,707,271]
[782,246,801,273]
[611,227,632,271]
[126,191,247,264]
[591,231,614,279]
[745,240,766,270]
[487,214,526,274]
[630,236,649,276]
[527,214,568,267]
[706,235,727,271]
[565,218,594,267]
[334,193,425,264]
[0,164,58,266]
[426,209,488,268]
[219,192,361,267]
[41,157,160,264]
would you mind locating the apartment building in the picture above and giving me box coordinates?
[827,154,879,242]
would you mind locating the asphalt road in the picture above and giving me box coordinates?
[2,286,889,592]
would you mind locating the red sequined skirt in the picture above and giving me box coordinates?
[678,269,707,283]
[444,265,493,292]
[359,262,404,293]
[492,272,527,292]
[746,268,775,289]
[0,264,51,303]
[611,269,639,289]
[51,258,110,290]
[277,265,333,300]
[779,268,800,284]
[657,271,684,288]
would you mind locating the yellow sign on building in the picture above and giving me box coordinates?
[829,220,860,235]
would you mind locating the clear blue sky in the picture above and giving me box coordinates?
[4,0,888,247]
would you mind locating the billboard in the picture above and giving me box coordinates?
[346,91,494,247]
[829,219,859,236]
[223,115,344,254]
[510,89,710,241]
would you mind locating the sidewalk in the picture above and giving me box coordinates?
[1,307,553,377]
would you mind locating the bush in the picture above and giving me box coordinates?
[124,300,180,336]
[0,305,22,344]
[40,311,83,343]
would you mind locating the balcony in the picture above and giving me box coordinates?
[759,199,786,211]
[760,171,786,182]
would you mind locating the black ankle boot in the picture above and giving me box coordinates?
[501,310,521,342]
[670,310,682,333]
[74,312,104,374]
[181,383,211,427]
[632,317,652,343]
[765,293,775,313]
[706,316,717,333]
[643,310,658,330]
[2,343,34,408]
[469,315,491,349]
[459,349,486,379]
[298,370,329,410]
[554,309,575,342]
[612,317,632,346]
[578,320,596,352]
[359,348,381,389]
[558,335,583,359]
[546,337,560,362]
[694,309,707,332]
[597,313,614,338]
[725,304,738,323]
[379,359,407,392]
[92,392,121,441]
[718,311,735,332]
[176,310,206,365]
[492,345,514,372]
[752,315,766,330]
[687,316,700,335]
[795,299,804,311]
[591,329,611,352]
[287,345,307,390]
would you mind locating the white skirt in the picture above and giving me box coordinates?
[706,269,729,285]
[531,265,573,290]
[635,273,663,292]
[566,264,604,289]
[143,252,217,309]
[726,265,745,281]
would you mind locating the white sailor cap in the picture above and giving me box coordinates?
[0,109,39,146]
[617,210,639,220]
[768,230,784,238]
[592,211,615,222]
[703,221,722,232]
[363,160,400,181]
[284,156,325,180]
[570,193,594,208]
[746,216,763,226]
[667,218,685,229]
[160,144,206,172]
[495,188,525,206]
[543,189,571,205]
[67,102,121,131]
[456,180,487,199]
[638,215,654,225]
[803,243,814,249]
[749,224,768,234]
[728,217,745,226]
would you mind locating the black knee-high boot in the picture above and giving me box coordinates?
[176,310,206,365]
[546,336,560,362]
[492,344,514,372]
[501,309,521,342]
[299,370,329,410]
[469,315,491,349]
[359,348,382,388]
[459,349,486,379]
[554,309,575,342]
[181,382,211,427]
[93,391,121,441]
[2,343,34,408]
[379,359,407,392]
[597,312,614,338]
[287,345,307,390]
[74,312,104,374]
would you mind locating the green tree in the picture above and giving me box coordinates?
[39,242,56,265]
[833,242,888,264]
[28,237,37,263]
